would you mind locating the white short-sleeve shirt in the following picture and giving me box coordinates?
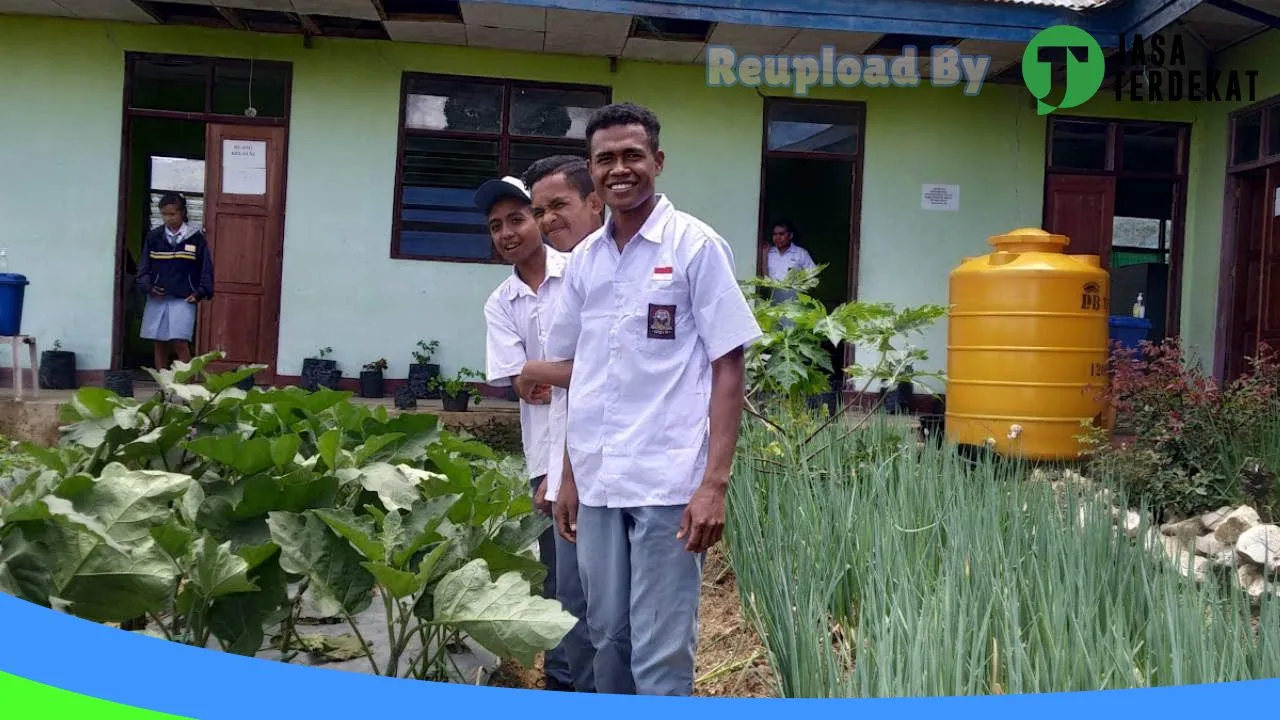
[765,243,816,302]
[483,245,571,480]
[543,194,763,508]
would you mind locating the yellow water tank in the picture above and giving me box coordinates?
[946,227,1109,461]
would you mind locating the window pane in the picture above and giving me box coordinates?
[404,77,502,133]
[1121,123,1178,174]
[211,60,290,118]
[507,141,586,178]
[767,102,860,154]
[1050,120,1108,170]
[397,136,498,260]
[1234,111,1262,165]
[130,56,207,112]
[1113,178,1173,257]
[509,86,607,139]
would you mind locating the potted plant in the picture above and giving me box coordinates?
[301,346,336,391]
[38,339,76,390]
[393,386,417,411]
[430,367,484,412]
[360,358,388,399]
[104,369,134,398]
[407,339,441,399]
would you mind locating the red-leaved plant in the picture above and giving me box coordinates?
[1081,338,1280,520]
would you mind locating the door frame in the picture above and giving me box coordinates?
[1040,115,1191,339]
[756,96,867,377]
[111,52,292,376]
[1214,94,1280,380]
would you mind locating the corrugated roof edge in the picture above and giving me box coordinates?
[979,0,1116,10]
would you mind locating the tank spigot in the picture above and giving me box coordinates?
[1008,424,1024,439]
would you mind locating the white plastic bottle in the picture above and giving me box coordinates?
[1132,292,1145,319]
[0,248,8,274]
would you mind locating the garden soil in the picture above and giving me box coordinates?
[488,545,777,698]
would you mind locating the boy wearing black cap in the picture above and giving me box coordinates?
[476,174,579,692]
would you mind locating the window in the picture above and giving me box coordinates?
[392,74,610,263]
[1120,123,1180,175]
[1233,110,1263,166]
[1049,120,1109,170]
[766,101,861,155]
[128,54,291,119]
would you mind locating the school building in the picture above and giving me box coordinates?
[0,0,1277,399]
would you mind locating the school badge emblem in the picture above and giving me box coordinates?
[647,304,676,339]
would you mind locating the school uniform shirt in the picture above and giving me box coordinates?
[544,194,763,509]
[765,243,816,302]
[483,245,571,481]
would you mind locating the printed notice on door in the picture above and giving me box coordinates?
[222,139,267,195]
[921,184,959,211]
[1274,186,1280,217]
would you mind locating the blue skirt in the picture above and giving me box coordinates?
[141,296,196,342]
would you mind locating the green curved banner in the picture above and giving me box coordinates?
[0,671,192,719]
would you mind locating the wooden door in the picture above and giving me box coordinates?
[198,124,287,383]
[1044,173,1117,265]
[1225,170,1268,381]
[1257,167,1280,361]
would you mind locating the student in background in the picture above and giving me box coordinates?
[476,174,577,692]
[136,192,214,370]
[515,154,606,694]
[764,219,816,303]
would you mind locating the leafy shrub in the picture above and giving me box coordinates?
[0,353,573,680]
[1081,339,1280,520]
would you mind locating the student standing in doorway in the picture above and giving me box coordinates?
[764,219,816,303]
[476,174,577,692]
[514,154,606,694]
[537,103,762,696]
[136,192,214,370]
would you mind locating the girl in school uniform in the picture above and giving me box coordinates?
[136,192,214,370]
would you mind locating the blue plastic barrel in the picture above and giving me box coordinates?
[1108,315,1151,351]
[0,273,30,336]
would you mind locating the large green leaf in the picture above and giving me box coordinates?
[208,554,288,656]
[30,464,193,621]
[433,559,576,667]
[0,526,53,604]
[187,534,258,599]
[266,511,374,618]
[357,463,421,514]
[392,495,459,568]
[186,435,274,477]
[312,508,384,561]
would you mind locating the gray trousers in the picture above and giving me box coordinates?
[575,504,704,696]
[532,477,595,691]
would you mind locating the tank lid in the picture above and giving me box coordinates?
[988,227,1070,253]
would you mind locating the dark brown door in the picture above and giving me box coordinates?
[1226,169,1268,381]
[198,124,287,383]
[1258,167,1280,362]
[1044,173,1117,265]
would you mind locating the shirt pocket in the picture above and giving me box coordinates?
[629,284,690,359]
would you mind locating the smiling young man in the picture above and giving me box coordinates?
[515,154,606,694]
[475,175,577,692]
[539,103,763,696]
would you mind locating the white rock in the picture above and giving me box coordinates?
[1201,506,1235,530]
[1172,553,1209,583]
[1162,534,1195,560]
[1123,510,1144,537]
[1237,565,1267,601]
[1195,533,1232,558]
[1236,524,1280,574]
[1161,517,1205,540]
[1212,506,1261,546]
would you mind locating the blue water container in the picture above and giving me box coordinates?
[0,273,29,336]
[1109,315,1151,351]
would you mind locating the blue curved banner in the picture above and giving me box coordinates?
[1,592,1277,718]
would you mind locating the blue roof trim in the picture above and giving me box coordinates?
[1115,0,1206,37]
[499,0,1126,44]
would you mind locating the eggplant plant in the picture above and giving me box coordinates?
[0,353,574,681]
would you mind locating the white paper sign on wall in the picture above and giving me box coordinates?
[1274,186,1279,217]
[922,184,960,211]
[222,139,267,195]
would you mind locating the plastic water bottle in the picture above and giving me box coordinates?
[0,248,8,274]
